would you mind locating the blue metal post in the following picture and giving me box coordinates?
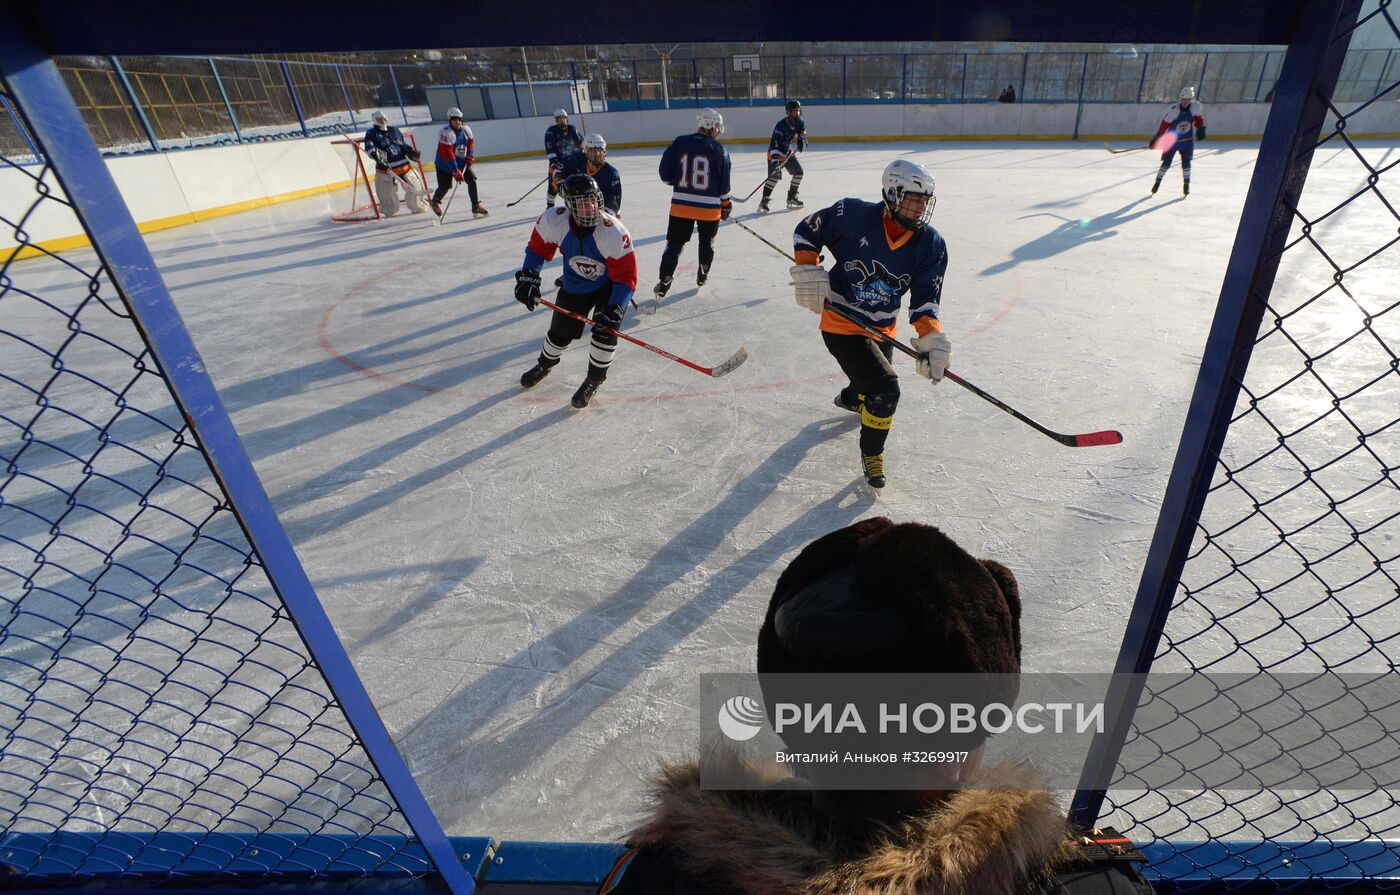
[1197,51,1210,98]
[901,54,908,101]
[0,25,475,895]
[279,61,308,136]
[389,64,408,124]
[1072,53,1089,138]
[508,63,523,118]
[1069,0,1363,828]
[842,55,847,102]
[1020,52,1029,100]
[208,57,241,142]
[782,56,788,103]
[0,91,41,159]
[960,53,967,102]
[108,56,159,151]
[722,60,729,105]
[633,60,642,110]
[1137,51,1150,102]
[1376,48,1393,95]
[447,64,463,118]
[1254,50,1271,101]
[334,63,356,128]
[693,60,700,107]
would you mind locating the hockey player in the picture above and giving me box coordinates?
[432,108,488,218]
[544,109,583,209]
[513,174,638,409]
[654,108,732,298]
[363,111,425,215]
[559,133,622,215]
[758,99,808,213]
[1150,86,1206,196]
[789,159,951,490]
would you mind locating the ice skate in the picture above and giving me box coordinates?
[861,453,886,490]
[571,378,601,409]
[520,362,552,389]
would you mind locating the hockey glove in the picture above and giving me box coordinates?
[592,302,625,332]
[453,169,465,182]
[1196,126,1207,140]
[789,264,829,315]
[797,136,807,152]
[720,199,732,221]
[406,146,421,161]
[373,148,390,165]
[912,330,952,383]
[514,269,542,311]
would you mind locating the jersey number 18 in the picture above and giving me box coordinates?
[675,153,711,190]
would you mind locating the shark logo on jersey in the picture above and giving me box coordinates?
[571,257,604,280]
[843,259,911,302]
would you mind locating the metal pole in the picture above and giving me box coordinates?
[1072,53,1089,138]
[333,63,356,128]
[1197,51,1210,99]
[1254,50,1270,102]
[1069,0,1363,828]
[693,59,700,108]
[208,57,241,143]
[1020,52,1029,100]
[389,64,408,124]
[0,24,476,895]
[1375,48,1393,96]
[508,62,523,118]
[661,53,670,109]
[901,54,908,101]
[633,60,642,110]
[448,62,462,117]
[279,61,309,137]
[960,53,967,102]
[521,47,538,116]
[109,56,159,151]
[722,59,729,105]
[1137,51,1150,102]
[781,55,787,105]
[842,55,848,103]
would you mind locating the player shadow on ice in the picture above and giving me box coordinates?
[346,555,485,650]
[396,417,869,816]
[1028,174,1149,210]
[981,197,1185,276]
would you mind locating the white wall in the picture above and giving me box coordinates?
[7,100,1399,257]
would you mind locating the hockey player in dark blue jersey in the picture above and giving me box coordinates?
[789,159,951,490]
[363,111,426,215]
[654,108,732,298]
[758,100,808,213]
[544,109,584,209]
[559,133,622,215]
[1149,87,1206,196]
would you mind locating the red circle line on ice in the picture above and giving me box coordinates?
[317,266,1019,402]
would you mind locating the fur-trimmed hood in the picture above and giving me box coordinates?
[626,754,1069,895]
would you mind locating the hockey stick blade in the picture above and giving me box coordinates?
[1104,142,1149,155]
[507,175,550,207]
[823,302,1122,448]
[709,347,750,378]
[537,297,748,377]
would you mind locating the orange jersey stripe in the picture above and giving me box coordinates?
[820,307,897,338]
[669,203,721,222]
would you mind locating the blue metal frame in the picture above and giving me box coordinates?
[334,62,356,127]
[482,842,626,886]
[207,57,241,142]
[108,56,159,152]
[1069,0,1364,828]
[389,64,408,125]
[279,60,308,136]
[0,22,472,895]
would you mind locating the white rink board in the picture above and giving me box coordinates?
[10,140,1397,842]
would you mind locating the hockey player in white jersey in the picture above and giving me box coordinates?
[514,174,639,409]
[1150,87,1206,196]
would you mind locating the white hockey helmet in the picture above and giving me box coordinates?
[582,132,607,163]
[446,107,463,119]
[697,107,724,134]
[371,110,389,129]
[1180,86,1196,101]
[881,159,936,229]
[553,108,569,119]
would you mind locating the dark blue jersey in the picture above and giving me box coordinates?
[363,125,413,170]
[545,124,583,163]
[793,198,947,337]
[561,155,622,215]
[768,115,807,160]
[658,132,732,222]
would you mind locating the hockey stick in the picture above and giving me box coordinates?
[822,302,1122,448]
[431,178,461,227]
[507,176,550,208]
[735,150,794,203]
[535,296,748,378]
[1104,142,1150,155]
[731,217,798,262]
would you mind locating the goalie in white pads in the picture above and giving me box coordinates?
[790,159,951,490]
[514,174,639,409]
[363,111,425,215]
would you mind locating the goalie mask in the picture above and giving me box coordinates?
[881,159,936,230]
[561,173,604,228]
[371,111,389,130]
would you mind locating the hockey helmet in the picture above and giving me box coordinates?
[697,107,724,134]
[553,108,569,121]
[786,100,802,113]
[446,107,463,120]
[881,159,936,230]
[1180,86,1196,102]
[582,133,607,164]
[371,110,389,129]
[560,173,604,228]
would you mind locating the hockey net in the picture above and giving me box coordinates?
[329,133,428,222]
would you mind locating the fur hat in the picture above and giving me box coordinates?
[757,516,1022,690]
